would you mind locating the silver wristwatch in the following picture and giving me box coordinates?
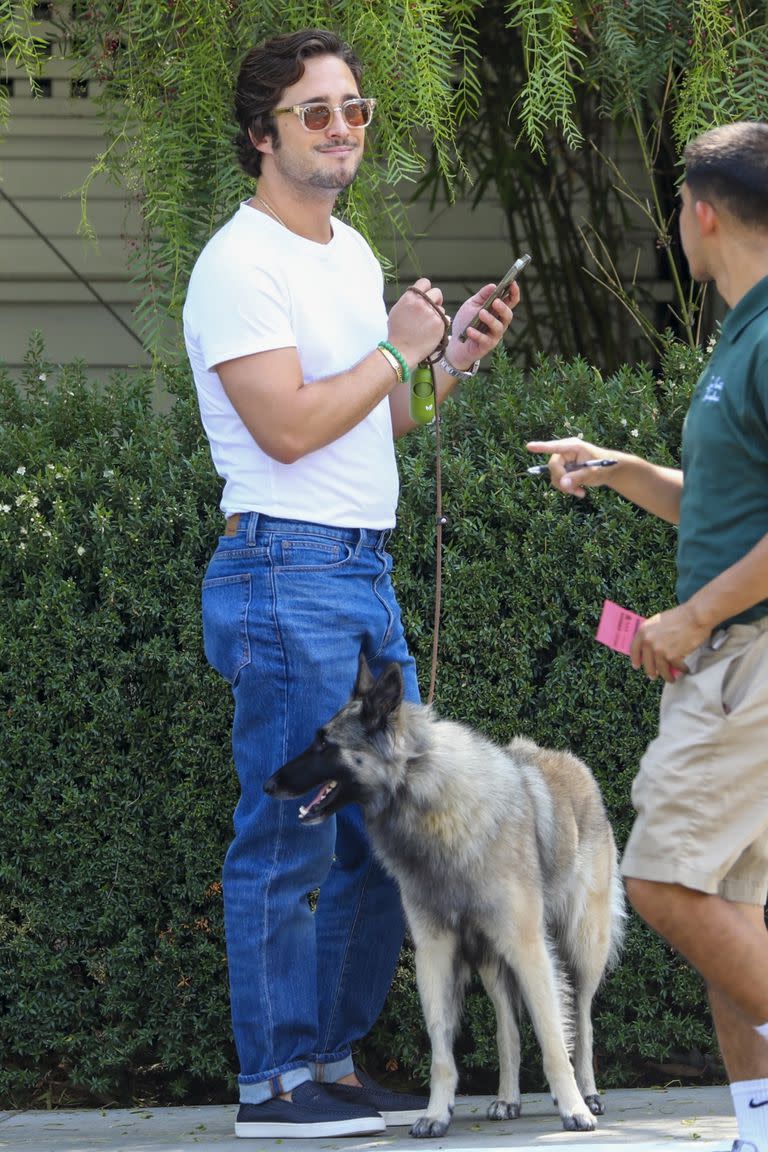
[438,353,481,380]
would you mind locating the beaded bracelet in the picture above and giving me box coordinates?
[377,340,410,383]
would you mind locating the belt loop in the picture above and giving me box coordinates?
[709,628,728,651]
[246,512,260,545]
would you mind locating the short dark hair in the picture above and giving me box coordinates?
[683,121,768,229]
[234,28,364,179]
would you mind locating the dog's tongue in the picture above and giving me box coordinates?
[299,780,337,819]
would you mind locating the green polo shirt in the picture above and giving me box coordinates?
[677,275,768,626]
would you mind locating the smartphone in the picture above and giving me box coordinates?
[457,253,531,342]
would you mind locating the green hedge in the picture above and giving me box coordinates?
[0,334,719,1107]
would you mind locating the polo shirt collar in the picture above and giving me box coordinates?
[721,274,768,344]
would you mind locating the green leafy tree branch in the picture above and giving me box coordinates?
[0,0,46,127]
[3,1,767,361]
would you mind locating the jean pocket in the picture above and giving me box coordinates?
[276,536,353,571]
[202,572,251,684]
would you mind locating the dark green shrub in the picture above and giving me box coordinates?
[377,340,716,1090]
[0,333,717,1106]
[0,337,235,1105]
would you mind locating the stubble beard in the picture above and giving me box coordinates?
[272,138,362,194]
[307,167,358,191]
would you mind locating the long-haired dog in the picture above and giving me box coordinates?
[265,655,624,1137]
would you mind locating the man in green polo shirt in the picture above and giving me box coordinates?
[527,120,768,1152]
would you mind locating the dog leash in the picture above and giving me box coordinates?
[406,286,450,706]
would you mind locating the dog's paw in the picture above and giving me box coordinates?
[410,1115,451,1138]
[584,1093,604,1116]
[487,1099,521,1121]
[561,1108,597,1132]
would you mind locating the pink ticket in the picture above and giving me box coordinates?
[596,599,681,678]
[595,599,645,656]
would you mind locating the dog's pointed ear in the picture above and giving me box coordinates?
[354,651,375,697]
[360,662,403,733]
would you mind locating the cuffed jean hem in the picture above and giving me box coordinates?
[312,1052,355,1083]
[239,1064,313,1104]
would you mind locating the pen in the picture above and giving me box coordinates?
[525,459,617,476]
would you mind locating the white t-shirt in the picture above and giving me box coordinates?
[183,202,398,527]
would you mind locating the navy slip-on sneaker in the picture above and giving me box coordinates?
[235,1080,385,1138]
[324,1067,429,1126]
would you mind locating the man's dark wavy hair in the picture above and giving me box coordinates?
[234,28,364,179]
[683,121,768,229]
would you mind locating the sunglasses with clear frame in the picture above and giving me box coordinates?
[273,97,376,132]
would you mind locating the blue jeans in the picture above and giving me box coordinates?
[201,513,419,1104]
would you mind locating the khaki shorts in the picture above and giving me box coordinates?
[621,616,768,904]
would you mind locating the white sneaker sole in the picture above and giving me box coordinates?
[235,1115,385,1138]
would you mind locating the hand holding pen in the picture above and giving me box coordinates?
[525,438,620,498]
[526,459,617,476]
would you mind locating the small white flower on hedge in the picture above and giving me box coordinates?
[0,504,10,513]
[630,428,639,437]
[16,466,26,475]
[76,545,85,556]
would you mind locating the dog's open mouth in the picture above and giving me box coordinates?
[298,780,339,823]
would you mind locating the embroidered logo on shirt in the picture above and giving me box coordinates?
[702,374,726,404]
[748,1098,768,1109]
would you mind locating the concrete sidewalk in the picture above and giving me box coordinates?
[0,1087,737,1152]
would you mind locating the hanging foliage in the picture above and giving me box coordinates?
[414,0,768,367]
[3,1,767,359]
[0,0,46,123]
[509,0,768,151]
[34,0,480,353]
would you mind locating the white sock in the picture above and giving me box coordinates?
[731,1079,768,1149]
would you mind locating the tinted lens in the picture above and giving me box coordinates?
[296,99,373,131]
[342,99,370,127]
[302,103,332,130]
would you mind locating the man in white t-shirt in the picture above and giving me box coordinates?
[183,27,519,1141]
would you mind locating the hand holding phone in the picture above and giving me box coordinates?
[457,253,531,342]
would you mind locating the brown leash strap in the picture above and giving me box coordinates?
[406,286,450,705]
[406,285,450,362]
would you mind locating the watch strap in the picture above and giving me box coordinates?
[439,353,480,380]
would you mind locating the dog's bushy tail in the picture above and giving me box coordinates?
[607,852,628,969]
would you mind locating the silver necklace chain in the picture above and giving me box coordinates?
[254,192,288,229]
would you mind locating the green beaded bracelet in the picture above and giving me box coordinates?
[377,340,410,383]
